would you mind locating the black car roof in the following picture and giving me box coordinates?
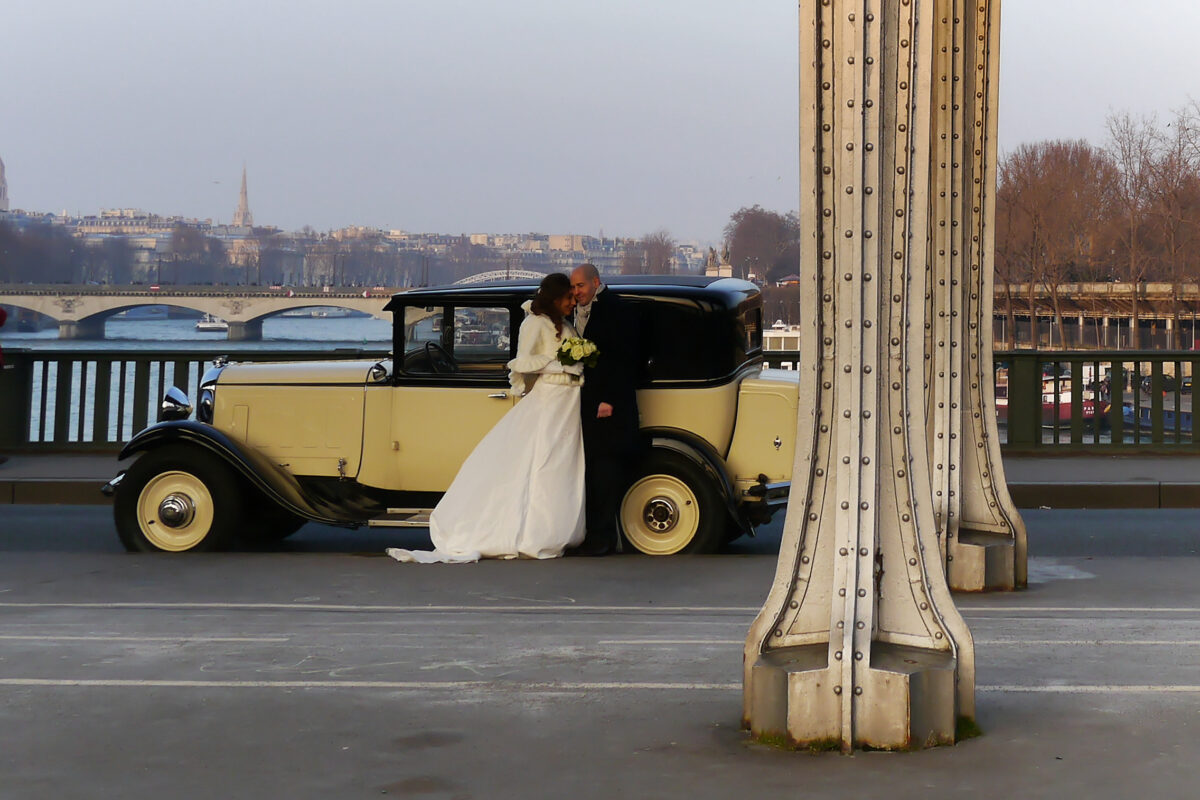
[383,275,760,312]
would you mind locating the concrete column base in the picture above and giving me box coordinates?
[57,318,105,339]
[745,644,959,751]
[227,320,262,341]
[948,530,1017,592]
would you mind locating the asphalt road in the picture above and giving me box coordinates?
[2,507,1200,799]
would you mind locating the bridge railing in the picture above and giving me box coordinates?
[4,347,1199,455]
[0,348,388,454]
[764,348,1200,453]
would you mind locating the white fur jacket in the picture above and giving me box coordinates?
[507,301,584,395]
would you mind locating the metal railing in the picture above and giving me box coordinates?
[3,346,1198,454]
[0,348,388,454]
[763,348,1200,453]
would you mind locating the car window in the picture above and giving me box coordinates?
[402,304,512,378]
[635,296,761,383]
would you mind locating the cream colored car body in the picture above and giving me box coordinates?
[211,359,799,497]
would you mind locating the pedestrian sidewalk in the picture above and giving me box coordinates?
[2,451,1199,508]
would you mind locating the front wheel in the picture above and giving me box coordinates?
[114,447,243,553]
[619,450,726,555]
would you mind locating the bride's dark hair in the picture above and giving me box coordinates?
[529,272,572,334]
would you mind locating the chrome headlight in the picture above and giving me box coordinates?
[196,363,226,424]
[160,386,193,422]
[197,386,216,424]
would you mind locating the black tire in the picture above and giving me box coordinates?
[114,446,244,553]
[239,500,307,544]
[618,449,726,555]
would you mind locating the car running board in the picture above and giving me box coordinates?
[367,508,434,528]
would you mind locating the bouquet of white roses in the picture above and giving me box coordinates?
[557,336,599,369]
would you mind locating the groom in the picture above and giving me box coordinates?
[568,263,642,556]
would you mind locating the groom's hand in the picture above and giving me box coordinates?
[596,402,613,419]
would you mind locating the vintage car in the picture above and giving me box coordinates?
[104,276,798,555]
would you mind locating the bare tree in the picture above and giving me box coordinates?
[1146,109,1200,347]
[723,205,800,282]
[1106,112,1158,349]
[621,239,645,275]
[641,229,675,274]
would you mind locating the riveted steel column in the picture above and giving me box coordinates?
[744,0,974,751]
[925,0,1027,592]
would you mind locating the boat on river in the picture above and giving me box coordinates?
[195,314,229,332]
[1122,402,1194,434]
[994,371,1099,425]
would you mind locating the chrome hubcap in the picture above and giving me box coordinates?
[158,493,196,529]
[643,497,679,532]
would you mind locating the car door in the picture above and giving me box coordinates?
[383,303,518,493]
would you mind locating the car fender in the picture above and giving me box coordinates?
[642,428,749,536]
[117,420,339,524]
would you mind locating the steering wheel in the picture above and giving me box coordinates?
[424,341,458,374]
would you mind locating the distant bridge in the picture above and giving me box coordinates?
[0,285,404,340]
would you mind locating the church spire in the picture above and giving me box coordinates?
[0,154,9,212]
[232,164,252,227]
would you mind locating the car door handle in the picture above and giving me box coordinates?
[488,392,508,399]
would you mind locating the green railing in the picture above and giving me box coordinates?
[0,348,388,454]
[3,347,1197,454]
[763,348,1200,453]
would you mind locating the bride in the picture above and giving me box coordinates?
[387,273,586,563]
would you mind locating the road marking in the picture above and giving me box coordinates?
[961,607,1200,614]
[0,635,289,643]
[600,639,1200,647]
[0,602,761,614]
[975,640,1200,646]
[600,639,744,645]
[977,685,1200,694]
[0,678,741,691]
[5,602,1200,616]
[2,678,1200,695]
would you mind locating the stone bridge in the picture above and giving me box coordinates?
[0,285,403,340]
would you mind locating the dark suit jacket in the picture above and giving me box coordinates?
[578,289,641,458]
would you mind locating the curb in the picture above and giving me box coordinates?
[1008,482,1200,509]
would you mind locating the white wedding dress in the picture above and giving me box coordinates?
[387,307,586,563]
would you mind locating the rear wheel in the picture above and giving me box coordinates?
[114,447,243,553]
[619,450,726,555]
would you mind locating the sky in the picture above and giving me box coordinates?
[2,0,1199,243]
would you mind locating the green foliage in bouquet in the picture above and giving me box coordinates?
[557,336,599,369]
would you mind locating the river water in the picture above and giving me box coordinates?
[4,315,392,353]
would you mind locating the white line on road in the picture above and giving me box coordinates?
[5,602,1200,615]
[0,678,741,691]
[0,602,760,614]
[3,678,1200,695]
[977,685,1200,694]
[599,640,744,645]
[0,635,289,643]
[599,639,1200,646]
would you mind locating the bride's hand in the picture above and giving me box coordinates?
[563,362,584,376]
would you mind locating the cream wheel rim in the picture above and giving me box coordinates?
[620,474,700,555]
[136,470,215,552]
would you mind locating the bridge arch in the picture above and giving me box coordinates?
[453,269,547,285]
[0,287,399,340]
